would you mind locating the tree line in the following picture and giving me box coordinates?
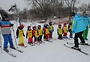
[0,0,90,20]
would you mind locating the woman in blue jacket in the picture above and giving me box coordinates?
[71,12,86,49]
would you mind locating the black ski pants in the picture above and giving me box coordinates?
[74,31,85,47]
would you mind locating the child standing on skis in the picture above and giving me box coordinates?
[16,24,25,46]
[57,24,63,40]
[26,26,33,45]
[44,24,50,41]
[37,25,43,43]
[32,26,38,44]
[68,22,73,38]
[43,24,47,40]
[0,14,15,52]
[48,22,54,39]
[63,23,68,38]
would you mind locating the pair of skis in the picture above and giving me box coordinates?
[28,43,35,46]
[67,42,90,46]
[3,50,16,57]
[3,48,23,57]
[64,44,89,55]
[18,45,27,48]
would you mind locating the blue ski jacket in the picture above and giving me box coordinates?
[0,21,11,35]
[83,16,90,27]
[72,14,86,33]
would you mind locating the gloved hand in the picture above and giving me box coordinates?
[49,31,52,33]
[23,35,25,37]
[16,36,18,38]
[10,24,14,27]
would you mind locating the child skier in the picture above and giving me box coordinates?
[43,24,47,40]
[57,24,63,40]
[26,26,33,45]
[68,22,73,38]
[16,24,25,46]
[44,24,50,41]
[32,26,38,44]
[63,23,68,38]
[48,22,54,39]
[37,25,43,43]
[0,14,15,52]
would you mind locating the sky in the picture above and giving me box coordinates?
[0,0,90,11]
[0,0,28,11]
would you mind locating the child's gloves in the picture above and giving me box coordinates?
[23,35,25,37]
[10,24,14,27]
[16,36,18,38]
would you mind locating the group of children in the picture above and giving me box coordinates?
[57,22,73,40]
[0,12,89,52]
[16,22,54,46]
[16,21,73,46]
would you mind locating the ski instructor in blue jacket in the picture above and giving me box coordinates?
[0,14,15,52]
[70,12,87,49]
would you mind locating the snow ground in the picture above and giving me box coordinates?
[0,21,90,62]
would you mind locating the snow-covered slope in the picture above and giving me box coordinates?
[0,21,90,62]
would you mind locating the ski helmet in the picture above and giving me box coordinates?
[20,24,24,29]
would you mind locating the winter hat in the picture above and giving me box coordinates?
[3,14,8,18]
[38,25,41,29]
[38,25,41,27]
[2,14,8,20]
[58,24,61,27]
[64,23,66,26]
[70,12,75,16]
[83,11,87,16]
[33,26,36,30]
[45,24,49,28]
[49,22,52,25]
[28,26,31,30]
[44,24,47,27]
[20,24,24,29]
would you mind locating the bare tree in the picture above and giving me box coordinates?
[19,8,28,19]
[88,3,90,11]
[78,3,88,11]
[0,8,7,16]
[64,0,77,12]
[25,0,74,19]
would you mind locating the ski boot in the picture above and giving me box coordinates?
[3,48,9,52]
